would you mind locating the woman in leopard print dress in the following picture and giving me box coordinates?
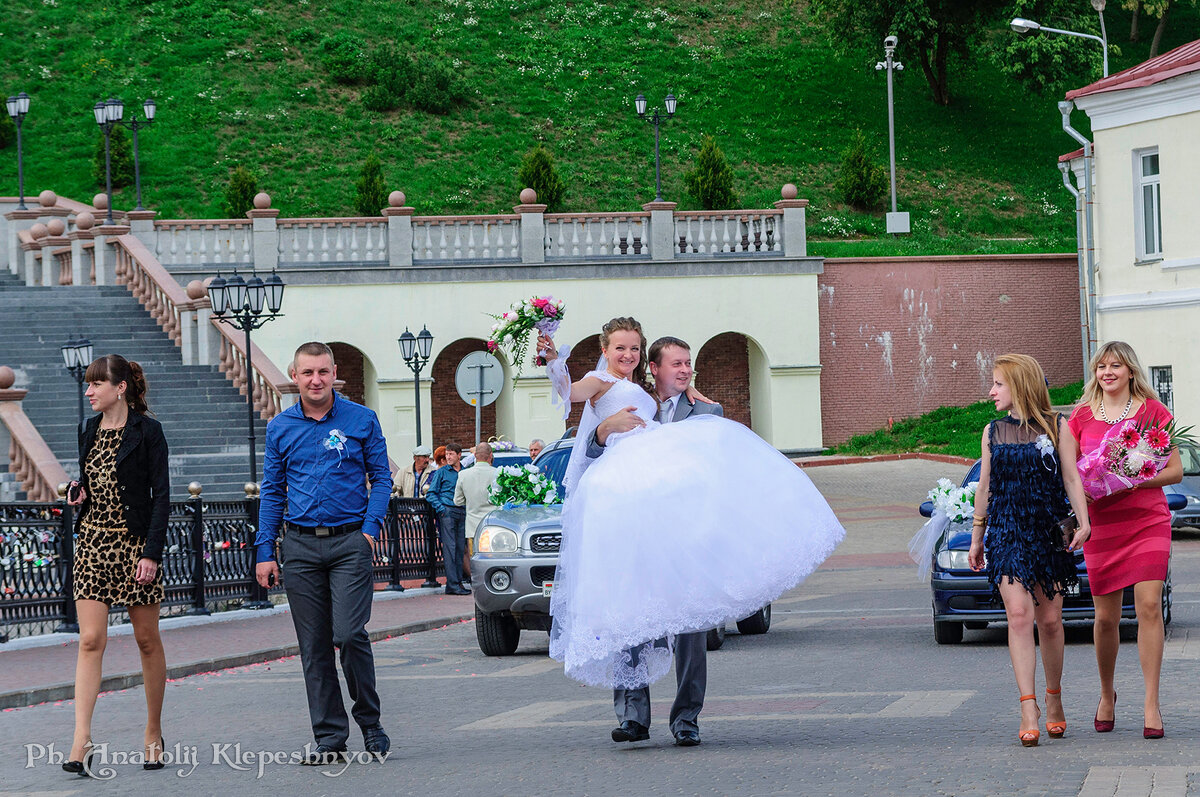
[63,355,170,775]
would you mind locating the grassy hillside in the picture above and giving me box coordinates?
[1,0,1196,256]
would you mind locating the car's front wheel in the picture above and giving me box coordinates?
[934,620,963,645]
[706,624,726,651]
[476,606,521,656]
[736,604,772,635]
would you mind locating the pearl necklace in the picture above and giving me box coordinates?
[1098,396,1133,425]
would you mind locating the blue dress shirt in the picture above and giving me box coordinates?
[256,393,393,562]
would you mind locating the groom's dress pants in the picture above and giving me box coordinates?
[613,631,707,733]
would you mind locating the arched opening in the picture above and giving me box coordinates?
[431,338,498,448]
[329,342,367,406]
[695,332,753,428]
[565,332,602,432]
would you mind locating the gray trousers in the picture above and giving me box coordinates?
[438,507,466,586]
[281,530,381,748]
[613,631,707,734]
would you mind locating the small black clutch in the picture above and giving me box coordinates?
[1058,513,1079,547]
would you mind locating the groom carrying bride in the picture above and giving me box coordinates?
[585,336,721,747]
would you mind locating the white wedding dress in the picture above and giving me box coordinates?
[547,368,845,689]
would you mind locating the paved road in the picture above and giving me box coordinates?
[5,460,1200,796]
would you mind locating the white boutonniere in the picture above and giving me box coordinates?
[324,429,347,452]
[1035,434,1055,456]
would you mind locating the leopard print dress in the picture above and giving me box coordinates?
[74,427,164,606]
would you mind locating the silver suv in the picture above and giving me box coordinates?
[470,436,771,655]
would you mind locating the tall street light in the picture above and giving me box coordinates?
[875,35,909,235]
[5,92,31,210]
[634,93,677,202]
[398,326,434,447]
[60,336,94,426]
[92,97,157,223]
[1011,5,1109,78]
[207,270,285,483]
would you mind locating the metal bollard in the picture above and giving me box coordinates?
[186,482,211,616]
[55,482,80,634]
[243,482,272,609]
[422,501,440,588]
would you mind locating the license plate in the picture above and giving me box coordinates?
[542,581,553,597]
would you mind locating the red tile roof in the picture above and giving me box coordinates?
[1058,147,1085,163]
[1067,39,1200,100]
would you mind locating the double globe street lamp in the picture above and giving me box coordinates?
[6,92,31,210]
[207,270,285,483]
[93,97,157,223]
[398,327,434,447]
[60,336,94,427]
[634,93,677,202]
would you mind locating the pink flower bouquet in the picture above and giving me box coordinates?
[1077,417,1192,500]
[488,295,566,382]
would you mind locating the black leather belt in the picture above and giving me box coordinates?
[287,522,363,538]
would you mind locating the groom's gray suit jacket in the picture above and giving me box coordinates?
[589,392,723,734]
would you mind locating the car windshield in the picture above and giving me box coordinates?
[538,446,571,492]
[1180,442,1200,477]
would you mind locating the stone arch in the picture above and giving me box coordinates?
[695,332,755,428]
[431,338,497,448]
[328,342,368,406]
[565,332,602,433]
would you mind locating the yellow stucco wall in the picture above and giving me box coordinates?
[250,272,824,455]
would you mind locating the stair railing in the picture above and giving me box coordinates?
[111,235,185,345]
[0,378,69,503]
[214,324,297,420]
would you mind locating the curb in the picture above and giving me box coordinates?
[794,452,976,468]
[0,613,473,711]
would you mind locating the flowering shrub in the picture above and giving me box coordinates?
[488,464,560,507]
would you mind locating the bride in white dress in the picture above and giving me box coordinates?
[541,317,845,690]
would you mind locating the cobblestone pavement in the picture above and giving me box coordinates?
[4,460,1200,796]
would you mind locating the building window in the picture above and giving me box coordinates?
[1151,365,1173,412]
[1134,149,1162,260]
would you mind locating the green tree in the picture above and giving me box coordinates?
[684,135,737,210]
[318,32,367,84]
[93,125,134,189]
[517,144,566,212]
[1122,0,1198,57]
[224,164,258,218]
[808,0,1004,106]
[354,153,388,216]
[835,130,888,211]
[993,0,1106,94]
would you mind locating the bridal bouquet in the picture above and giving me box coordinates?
[488,463,561,508]
[908,478,978,581]
[487,295,566,382]
[1077,417,1194,500]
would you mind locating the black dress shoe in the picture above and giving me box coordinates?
[362,724,391,757]
[446,586,470,595]
[144,736,166,770]
[611,721,650,743]
[62,743,96,776]
[300,745,349,766]
[674,729,701,747]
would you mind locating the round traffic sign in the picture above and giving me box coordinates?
[455,351,504,407]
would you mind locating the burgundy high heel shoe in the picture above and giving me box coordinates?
[1144,707,1164,739]
[1094,692,1115,733]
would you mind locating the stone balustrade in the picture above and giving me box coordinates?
[0,366,69,503]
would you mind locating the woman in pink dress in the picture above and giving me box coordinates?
[1068,341,1182,739]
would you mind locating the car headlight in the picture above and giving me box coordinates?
[936,549,971,571]
[1188,496,1199,505]
[476,526,518,553]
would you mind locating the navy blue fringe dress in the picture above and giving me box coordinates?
[985,416,1077,601]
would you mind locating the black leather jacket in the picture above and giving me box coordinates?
[76,412,171,562]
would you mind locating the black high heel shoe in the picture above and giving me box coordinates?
[144,736,166,771]
[62,742,95,777]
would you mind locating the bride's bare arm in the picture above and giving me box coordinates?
[685,384,715,405]
[540,332,611,403]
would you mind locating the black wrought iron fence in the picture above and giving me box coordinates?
[0,489,445,642]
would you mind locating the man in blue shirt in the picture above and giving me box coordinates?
[426,442,469,595]
[255,342,393,763]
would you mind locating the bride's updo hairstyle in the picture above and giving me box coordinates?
[599,317,648,388]
[84,354,151,415]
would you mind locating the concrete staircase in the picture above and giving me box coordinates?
[0,283,267,500]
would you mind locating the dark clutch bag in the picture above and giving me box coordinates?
[1058,513,1079,547]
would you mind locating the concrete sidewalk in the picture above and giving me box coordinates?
[0,587,475,710]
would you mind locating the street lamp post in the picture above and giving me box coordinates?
[398,327,434,447]
[6,92,31,210]
[1011,3,1109,78]
[207,270,285,484]
[634,93,677,202]
[875,36,909,234]
[60,336,94,427]
[92,97,157,223]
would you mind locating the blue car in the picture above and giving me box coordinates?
[921,460,1179,645]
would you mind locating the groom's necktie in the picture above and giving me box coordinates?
[658,397,674,424]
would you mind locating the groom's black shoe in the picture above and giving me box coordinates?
[673,729,701,747]
[611,721,650,743]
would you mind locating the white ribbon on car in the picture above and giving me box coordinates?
[908,511,951,583]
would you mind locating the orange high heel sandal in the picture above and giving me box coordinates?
[1045,688,1065,738]
[1019,694,1041,747]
